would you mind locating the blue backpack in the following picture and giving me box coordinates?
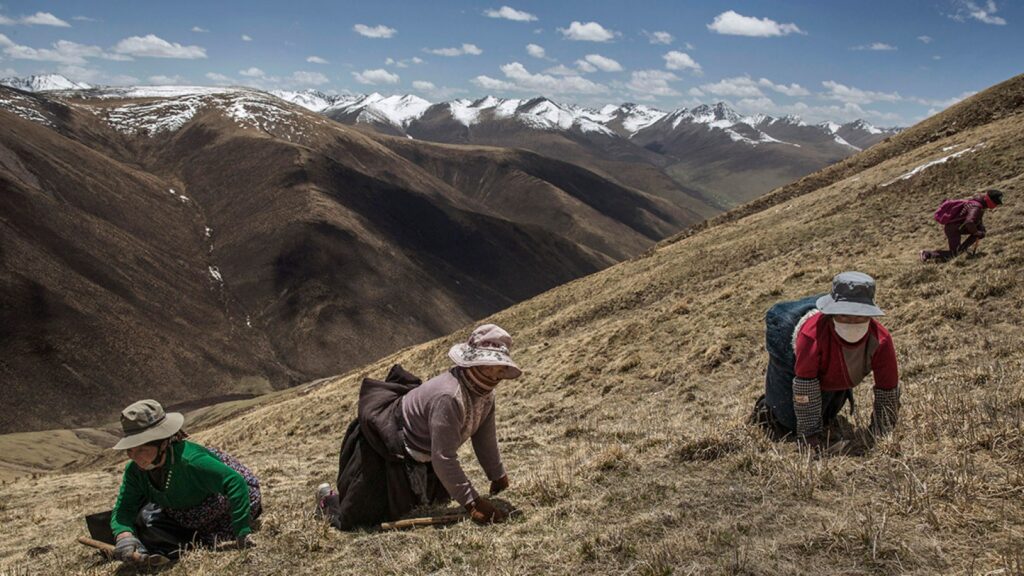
[764,294,824,369]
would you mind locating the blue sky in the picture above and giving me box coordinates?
[0,0,1020,125]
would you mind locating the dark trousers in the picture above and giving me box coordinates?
[923,222,982,261]
[86,504,198,558]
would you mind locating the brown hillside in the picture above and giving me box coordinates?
[1,75,1022,574]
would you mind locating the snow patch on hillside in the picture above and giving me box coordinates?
[882,143,987,186]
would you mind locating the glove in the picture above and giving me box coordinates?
[113,534,147,562]
[239,534,257,549]
[489,474,509,495]
[465,496,507,525]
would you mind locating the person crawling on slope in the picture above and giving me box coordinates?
[752,272,900,452]
[316,324,520,529]
[921,189,1004,262]
[86,400,261,564]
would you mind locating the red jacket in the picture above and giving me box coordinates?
[794,313,898,391]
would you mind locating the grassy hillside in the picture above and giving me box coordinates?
[1,74,1023,575]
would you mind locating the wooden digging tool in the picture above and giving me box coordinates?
[380,513,468,531]
[77,537,171,567]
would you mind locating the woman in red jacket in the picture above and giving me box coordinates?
[921,189,1003,262]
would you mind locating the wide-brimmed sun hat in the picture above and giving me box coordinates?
[448,324,522,379]
[111,399,185,450]
[816,271,885,317]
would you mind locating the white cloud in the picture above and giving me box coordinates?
[474,61,608,95]
[353,24,396,38]
[1,37,127,64]
[701,76,764,98]
[22,12,71,27]
[821,80,902,105]
[543,64,579,76]
[306,56,328,64]
[688,87,705,97]
[910,91,976,108]
[917,35,933,43]
[951,1,1007,25]
[852,42,897,51]
[580,53,622,72]
[352,68,399,85]
[558,21,618,42]
[191,26,209,33]
[575,60,596,73]
[72,16,99,22]
[663,51,701,73]
[707,10,804,37]
[758,77,809,96]
[484,6,538,22]
[472,75,516,91]
[205,72,233,85]
[385,56,424,67]
[526,43,545,58]
[0,15,14,25]
[626,70,680,97]
[149,74,186,84]
[239,67,265,78]
[412,80,435,91]
[241,34,252,41]
[644,30,674,45]
[290,70,329,86]
[113,35,207,59]
[425,43,482,56]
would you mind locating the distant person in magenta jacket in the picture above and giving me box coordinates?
[87,400,261,564]
[921,189,1004,262]
[755,272,900,451]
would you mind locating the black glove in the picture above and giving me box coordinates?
[465,496,507,524]
[113,534,147,562]
[489,474,509,495]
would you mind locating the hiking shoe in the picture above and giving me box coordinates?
[919,250,930,262]
[313,483,335,520]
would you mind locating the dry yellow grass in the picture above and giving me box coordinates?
[1,75,1023,575]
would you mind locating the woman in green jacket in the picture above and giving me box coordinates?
[103,399,261,563]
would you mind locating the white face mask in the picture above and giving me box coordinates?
[834,320,870,343]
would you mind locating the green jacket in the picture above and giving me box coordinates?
[111,440,253,538]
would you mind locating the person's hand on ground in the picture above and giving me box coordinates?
[489,474,509,495]
[113,533,147,563]
[239,534,257,549]
[465,496,507,524]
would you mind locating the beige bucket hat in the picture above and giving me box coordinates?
[448,324,522,379]
[111,399,185,450]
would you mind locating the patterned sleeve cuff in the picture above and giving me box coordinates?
[871,387,900,436]
[793,377,822,437]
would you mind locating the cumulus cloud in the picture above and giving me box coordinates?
[412,80,435,91]
[700,77,765,98]
[917,35,933,43]
[1,36,129,64]
[0,15,14,25]
[353,24,396,38]
[425,43,482,56]
[385,56,424,67]
[707,10,804,37]
[353,68,399,85]
[626,70,681,97]
[113,35,207,59]
[526,43,546,58]
[643,30,674,45]
[149,74,186,84]
[543,64,579,76]
[950,1,1006,25]
[205,72,233,85]
[558,21,618,42]
[473,61,608,94]
[851,42,897,51]
[22,12,71,27]
[821,80,902,105]
[290,71,328,86]
[689,87,705,97]
[191,26,209,33]
[484,6,538,22]
[72,16,99,22]
[758,77,810,96]
[306,56,328,64]
[663,51,701,73]
[239,67,265,78]
[578,53,622,72]
[241,34,252,41]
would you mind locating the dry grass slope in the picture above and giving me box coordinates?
[1,74,1023,575]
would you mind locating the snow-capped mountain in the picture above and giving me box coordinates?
[269,89,355,113]
[0,73,91,92]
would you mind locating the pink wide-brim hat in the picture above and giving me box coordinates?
[448,324,522,379]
